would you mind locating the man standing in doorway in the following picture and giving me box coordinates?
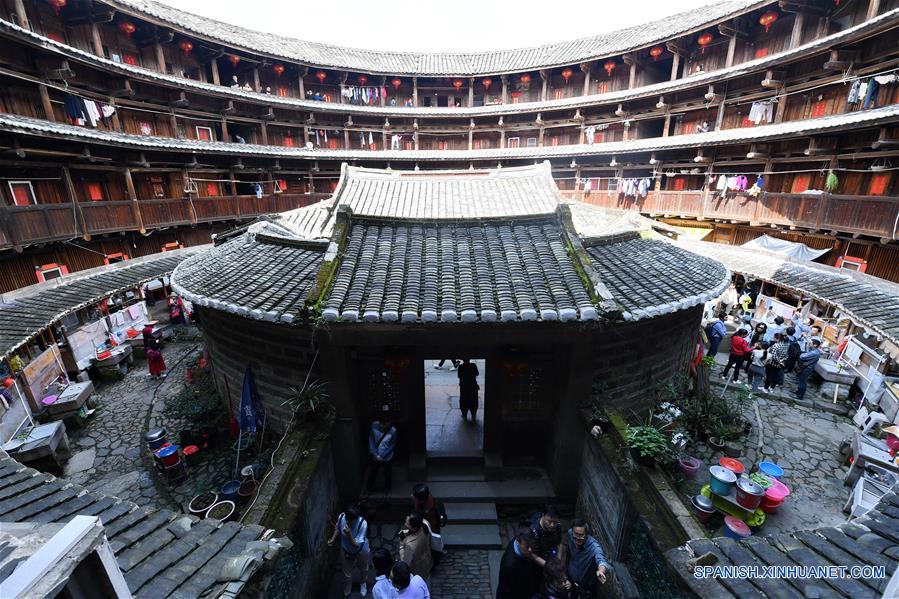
[457,359,480,421]
[367,407,396,495]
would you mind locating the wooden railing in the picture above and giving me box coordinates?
[571,190,899,240]
[0,193,329,250]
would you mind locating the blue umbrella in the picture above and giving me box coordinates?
[236,367,266,475]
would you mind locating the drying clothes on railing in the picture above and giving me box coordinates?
[390,134,403,150]
[747,100,775,125]
[848,75,892,109]
[618,177,651,199]
[715,174,752,197]
[62,94,116,127]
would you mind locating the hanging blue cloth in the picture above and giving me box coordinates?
[239,367,265,433]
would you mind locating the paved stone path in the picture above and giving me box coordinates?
[63,329,235,514]
[684,393,854,537]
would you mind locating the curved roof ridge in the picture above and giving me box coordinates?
[105,0,768,75]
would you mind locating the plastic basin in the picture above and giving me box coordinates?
[155,444,180,467]
[719,457,745,475]
[709,466,737,496]
[723,515,751,540]
[768,478,791,498]
[759,461,784,479]
[221,480,241,502]
[735,478,765,510]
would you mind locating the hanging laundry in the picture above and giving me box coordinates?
[863,79,880,109]
[369,131,374,148]
[100,104,116,127]
[847,79,862,103]
[254,183,263,199]
[63,94,87,124]
[83,100,101,128]
[874,72,898,85]
[391,134,402,150]
[716,174,728,197]
[748,100,774,125]
[360,132,366,148]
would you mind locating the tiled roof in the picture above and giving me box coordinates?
[680,240,899,346]
[105,0,766,76]
[321,220,596,323]
[3,9,896,118]
[665,487,899,598]
[587,238,730,321]
[3,103,898,162]
[171,236,322,325]
[334,164,562,220]
[0,248,201,359]
[173,164,730,325]
[0,453,280,598]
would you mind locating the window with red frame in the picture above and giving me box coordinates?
[870,173,891,195]
[195,126,213,141]
[278,86,289,97]
[46,32,65,43]
[473,139,482,150]
[123,53,139,66]
[103,253,129,264]
[36,263,68,282]
[437,141,448,151]
[161,242,182,252]
[87,182,104,201]
[553,89,565,100]
[810,101,827,118]
[597,82,609,94]
[550,136,560,146]
[205,182,219,196]
[791,173,812,193]
[9,181,35,206]
[673,178,687,191]
[327,138,338,150]
[754,48,769,59]
[593,132,604,144]
[681,121,696,134]
[276,179,288,193]
[283,136,295,147]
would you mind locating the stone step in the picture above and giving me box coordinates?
[488,549,503,597]
[443,502,498,524]
[425,465,487,482]
[441,524,502,549]
[385,478,554,504]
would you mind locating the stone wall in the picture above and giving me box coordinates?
[197,307,319,433]
[591,306,701,414]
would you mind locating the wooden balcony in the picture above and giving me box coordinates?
[571,190,899,240]
[0,193,328,250]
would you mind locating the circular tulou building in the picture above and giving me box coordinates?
[172,161,729,497]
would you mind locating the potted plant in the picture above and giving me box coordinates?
[626,425,670,466]
[282,380,334,425]
[708,419,730,450]
[590,405,610,433]
[205,500,236,521]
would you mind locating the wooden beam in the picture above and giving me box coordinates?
[61,166,89,241]
[210,58,220,86]
[38,85,54,122]
[867,0,882,20]
[789,12,805,49]
[12,0,29,29]
[122,167,146,233]
[90,22,104,57]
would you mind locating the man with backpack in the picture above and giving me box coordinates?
[795,339,822,401]
[705,314,727,361]
[763,334,790,394]
[783,326,801,372]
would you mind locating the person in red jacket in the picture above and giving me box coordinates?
[721,329,752,383]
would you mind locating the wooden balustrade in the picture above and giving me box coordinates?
[570,190,899,239]
[0,193,327,250]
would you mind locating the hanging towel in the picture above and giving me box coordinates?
[847,79,862,103]
[862,79,880,109]
[369,131,374,147]
[83,100,101,127]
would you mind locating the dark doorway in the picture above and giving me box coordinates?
[424,358,485,457]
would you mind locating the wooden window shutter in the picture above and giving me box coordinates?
[791,173,812,193]
[681,121,696,134]
[283,136,295,147]
[593,132,604,144]
[278,86,289,97]
[327,138,338,150]
[754,48,769,59]
[673,178,686,191]
[87,182,104,201]
[869,173,891,195]
[123,53,139,66]
[10,183,34,206]
[810,101,827,118]
[597,82,609,94]
[206,182,219,196]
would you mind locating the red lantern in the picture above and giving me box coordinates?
[603,60,616,77]
[358,75,368,86]
[273,63,285,77]
[452,79,463,91]
[482,77,492,90]
[228,54,241,68]
[698,32,713,54]
[118,21,136,37]
[650,46,664,61]
[178,40,193,55]
[49,0,66,15]
[561,67,573,83]
[520,73,531,85]
[315,70,327,83]
[759,10,779,33]
[391,77,402,90]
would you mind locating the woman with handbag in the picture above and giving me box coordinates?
[328,505,371,597]
[399,513,433,587]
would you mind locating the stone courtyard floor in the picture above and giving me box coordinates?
[681,380,856,537]
[62,327,235,514]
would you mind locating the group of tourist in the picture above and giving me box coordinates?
[497,505,610,599]
[330,484,445,598]
[706,286,825,401]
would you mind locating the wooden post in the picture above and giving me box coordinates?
[90,22,104,57]
[581,63,592,97]
[662,113,671,138]
[298,67,307,99]
[339,72,348,104]
[303,123,310,145]
[221,117,229,142]
[61,166,89,240]
[228,170,237,197]
[540,70,549,102]
[774,93,788,123]
[468,120,474,150]
[501,76,508,104]
[182,167,198,224]
[628,63,637,90]
[379,77,386,106]
[168,108,178,137]
[790,12,805,49]
[210,58,220,86]
[412,77,418,107]
[123,167,146,233]
[867,0,882,20]
[39,85,55,121]
[252,67,261,92]
[12,0,29,29]
[468,78,474,107]
[155,42,166,73]
[669,53,680,81]
[260,121,268,145]
[715,95,727,130]
[381,130,387,150]
[725,35,737,68]
[500,129,506,149]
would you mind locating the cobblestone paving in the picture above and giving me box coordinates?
[63,329,235,513]
[683,392,855,537]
